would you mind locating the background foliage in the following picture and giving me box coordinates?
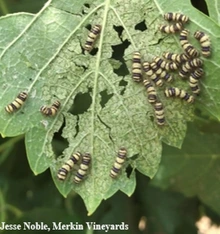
[0,0,220,233]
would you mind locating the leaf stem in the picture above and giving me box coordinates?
[0,190,23,221]
[110,6,136,50]
[90,0,111,154]
[86,228,94,234]
[5,204,23,218]
[0,190,6,222]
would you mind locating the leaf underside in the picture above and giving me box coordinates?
[0,0,219,214]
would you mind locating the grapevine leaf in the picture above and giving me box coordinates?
[154,0,220,120]
[0,0,219,214]
[0,12,34,55]
[204,0,220,24]
[151,122,220,215]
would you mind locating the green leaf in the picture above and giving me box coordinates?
[0,0,219,214]
[1,0,48,14]
[0,12,34,54]
[205,0,220,24]
[0,136,24,165]
[151,122,220,215]
[156,0,220,120]
[136,183,198,234]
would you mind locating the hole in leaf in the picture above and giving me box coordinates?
[135,20,147,31]
[70,89,92,115]
[82,3,90,14]
[85,24,91,30]
[113,63,130,77]
[111,39,130,76]
[52,117,68,158]
[68,89,92,138]
[125,165,133,178]
[119,78,128,95]
[113,25,124,38]
[111,39,130,60]
[89,47,99,56]
[191,0,209,15]
[84,3,90,8]
[99,90,114,108]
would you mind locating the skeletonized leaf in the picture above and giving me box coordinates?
[0,0,219,213]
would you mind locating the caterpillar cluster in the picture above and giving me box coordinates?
[159,12,189,34]
[57,147,127,182]
[57,152,91,183]
[40,100,61,116]
[5,24,127,184]
[84,24,101,52]
[4,27,101,115]
[131,12,211,126]
[4,92,61,117]
[110,147,127,178]
[4,16,211,184]
[160,13,211,95]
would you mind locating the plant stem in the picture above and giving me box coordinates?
[6,204,23,218]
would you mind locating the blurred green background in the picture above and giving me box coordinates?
[0,0,219,234]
